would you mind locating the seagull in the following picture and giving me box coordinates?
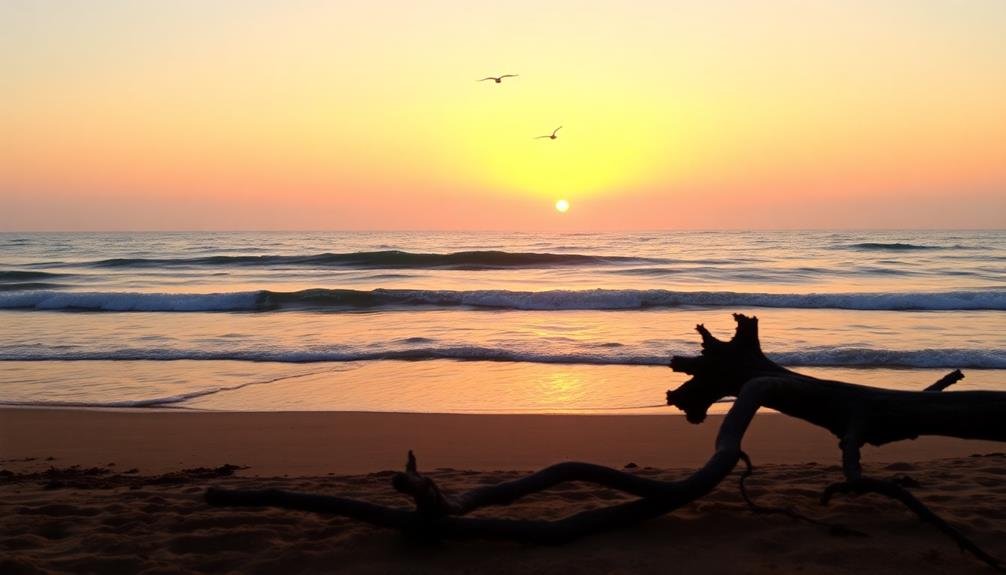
[479,74,518,84]
[535,126,562,140]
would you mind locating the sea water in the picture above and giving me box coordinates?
[0,230,1002,412]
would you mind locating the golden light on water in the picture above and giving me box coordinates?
[555,199,570,213]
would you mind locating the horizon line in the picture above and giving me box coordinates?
[1,227,1004,234]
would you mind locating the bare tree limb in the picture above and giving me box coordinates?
[925,369,965,392]
[737,451,867,538]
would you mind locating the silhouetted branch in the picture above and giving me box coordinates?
[667,315,1005,569]
[737,451,867,538]
[925,369,965,392]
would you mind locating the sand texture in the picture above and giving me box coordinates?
[3,409,1006,573]
[3,455,1006,574]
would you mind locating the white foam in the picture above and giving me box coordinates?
[2,346,1002,368]
[1,288,1003,312]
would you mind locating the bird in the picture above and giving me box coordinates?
[479,74,518,84]
[535,126,562,140]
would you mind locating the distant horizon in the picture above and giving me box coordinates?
[2,227,1005,234]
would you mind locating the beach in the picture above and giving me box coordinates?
[2,232,1003,572]
[4,408,1005,574]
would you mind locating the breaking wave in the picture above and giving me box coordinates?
[1,288,1003,312]
[845,242,963,251]
[0,270,66,282]
[74,250,656,270]
[1,346,1002,369]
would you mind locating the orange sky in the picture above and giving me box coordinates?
[2,0,1004,230]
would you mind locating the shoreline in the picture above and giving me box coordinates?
[3,408,1002,476]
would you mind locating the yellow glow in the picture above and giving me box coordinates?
[555,199,570,213]
[2,1,1004,230]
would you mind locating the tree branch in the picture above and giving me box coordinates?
[925,369,965,392]
[737,451,867,537]
[207,378,779,541]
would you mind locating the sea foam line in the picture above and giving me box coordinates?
[1,346,1003,369]
[0,366,344,409]
[0,288,1003,312]
[73,250,658,270]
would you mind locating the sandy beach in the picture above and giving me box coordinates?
[3,408,1005,574]
[3,409,1006,474]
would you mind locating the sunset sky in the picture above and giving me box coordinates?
[3,0,1005,230]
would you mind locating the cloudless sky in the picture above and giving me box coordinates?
[2,0,1004,230]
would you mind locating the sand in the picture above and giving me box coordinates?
[3,408,1005,573]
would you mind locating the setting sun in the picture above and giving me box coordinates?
[555,199,570,213]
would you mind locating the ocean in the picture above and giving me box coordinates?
[1,230,1003,413]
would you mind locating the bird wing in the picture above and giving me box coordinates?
[534,135,550,139]
[478,77,496,81]
[553,126,562,135]
[500,74,518,79]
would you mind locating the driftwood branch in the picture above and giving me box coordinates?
[207,314,1005,568]
[667,314,1005,569]
[737,370,971,536]
[208,383,765,543]
[925,369,965,392]
[736,451,868,537]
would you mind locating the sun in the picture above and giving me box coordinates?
[555,199,570,213]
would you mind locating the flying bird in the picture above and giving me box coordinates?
[535,126,562,140]
[479,74,518,84]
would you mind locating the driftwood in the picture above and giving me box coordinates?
[207,314,1005,567]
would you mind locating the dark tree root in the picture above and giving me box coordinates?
[390,450,687,518]
[737,452,868,538]
[821,479,1004,572]
[206,453,739,544]
[206,440,747,544]
[206,381,770,542]
[735,370,966,539]
[206,481,664,544]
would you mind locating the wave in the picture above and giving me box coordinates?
[0,291,263,311]
[0,283,68,292]
[0,270,66,282]
[76,250,655,270]
[845,242,965,251]
[1,288,1003,312]
[1,346,1002,369]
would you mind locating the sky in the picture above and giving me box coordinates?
[2,0,1005,231]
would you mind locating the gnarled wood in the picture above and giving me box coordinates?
[207,382,766,543]
[667,314,1005,569]
[667,314,1006,446]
